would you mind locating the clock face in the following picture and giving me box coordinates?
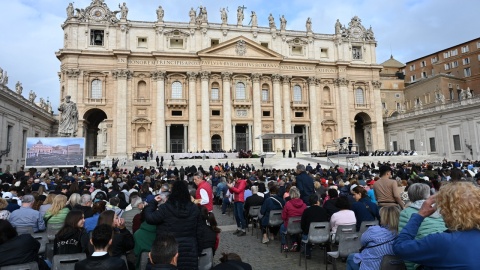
[90,7,105,21]
[351,27,362,38]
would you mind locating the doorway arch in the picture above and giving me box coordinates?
[354,112,372,152]
[211,134,222,152]
[83,109,108,157]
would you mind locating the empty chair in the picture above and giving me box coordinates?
[198,248,213,270]
[32,233,48,255]
[359,220,379,235]
[47,223,64,242]
[0,262,39,270]
[248,206,261,236]
[15,226,34,235]
[326,233,361,270]
[52,253,86,270]
[281,216,302,257]
[380,255,407,270]
[299,222,331,269]
[333,224,356,243]
[266,210,283,245]
[139,251,150,270]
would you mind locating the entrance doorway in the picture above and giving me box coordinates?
[354,113,372,152]
[170,125,185,153]
[83,109,107,157]
[235,125,248,151]
[211,135,222,152]
[293,125,307,151]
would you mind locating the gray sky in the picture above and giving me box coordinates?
[0,0,478,112]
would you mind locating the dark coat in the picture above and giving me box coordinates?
[351,197,380,231]
[197,221,217,253]
[243,194,264,215]
[145,200,201,270]
[260,195,285,227]
[54,228,89,255]
[300,205,330,234]
[295,172,315,205]
[74,254,127,270]
[323,198,340,218]
[0,234,40,267]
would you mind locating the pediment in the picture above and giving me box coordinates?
[198,36,283,60]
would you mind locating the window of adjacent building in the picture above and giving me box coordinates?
[171,81,182,99]
[137,37,147,48]
[211,110,220,116]
[260,42,269,48]
[211,39,219,46]
[355,88,365,104]
[382,102,386,109]
[420,61,426,67]
[453,134,461,151]
[396,102,401,110]
[170,38,184,48]
[90,29,104,46]
[452,61,458,68]
[410,75,416,82]
[451,49,458,56]
[409,64,415,71]
[352,46,362,60]
[262,111,271,117]
[463,58,470,65]
[261,88,269,101]
[320,48,328,58]
[235,82,246,100]
[477,41,480,49]
[461,45,469,53]
[392,141,398,151]
[291,46,303,55]
[172,110,182,116]
[293,85,302,102]
[421,72,427,78]
[295,112,304,117]
[444,63,450,70]
[91,79,102,99]
[211,87,219,100]
[443,51,450,58]
[464,67,471,77]
[409,139,415,151]
[431,57,438,63]
[137,81,147,98]
[429,137,436,152]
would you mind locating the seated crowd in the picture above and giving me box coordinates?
[0,157,479,269]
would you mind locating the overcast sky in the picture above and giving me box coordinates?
[0,0,478,112]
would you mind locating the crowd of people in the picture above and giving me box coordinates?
[0,157,479,269]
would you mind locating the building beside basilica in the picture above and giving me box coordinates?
[57,0,385,158]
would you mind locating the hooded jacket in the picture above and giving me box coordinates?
[281,198,306,228]
[54,228,89,255]
[134,221,157,269]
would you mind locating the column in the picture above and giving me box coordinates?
[306,125,310,152]
[232,124,236,150]
[248,124,252,151]
[222,72,233,151]
[113,69,131,156]
[272,74,283,151]
[282,75,292,150]
[166,125,171,153]
[251,73,262,153]
[372,80,386,150]
[184,125,188,153]
[201,71,211,151]
[308,77,320,152]
[187,72,197,152]
[152,71,166,153]
[335,77,350,137]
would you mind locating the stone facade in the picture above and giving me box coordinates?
[57,1,385,157]
[0,67,57,172]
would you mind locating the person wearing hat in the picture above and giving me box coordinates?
[8,194,46,232]
[365,179,377,204]
[3,192,20,213]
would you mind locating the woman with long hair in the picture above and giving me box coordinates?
[145,180,202,270]
[347,206,400,270]
[39,193,56,218]
[198,205,221,256]
[44,194,69,225]
[53,210,89,255]
[84,200,106,233]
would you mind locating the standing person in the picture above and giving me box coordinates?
[348,137,353,154]
[292,147,297,158]
[156,156,160,167]
[144,181,202,270]
[260,156,264,167]
[160,156,164,167]
[193,172,213,212]
[282,149,286,158]
[373,165,404,210]
[295,164,315,205]
[228,172,247,236]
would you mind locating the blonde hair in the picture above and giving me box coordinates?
[289,186,301,199]
[47,194,67,216]
[43,193,57,205]
[436,181,480,231]
[379,205,400,233]
[0,198,7,209]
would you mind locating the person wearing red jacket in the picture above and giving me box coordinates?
[228,172,247,236]
[193,172,213,212]
[280,186,306,252]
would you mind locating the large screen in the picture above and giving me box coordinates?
[25,137,85,168]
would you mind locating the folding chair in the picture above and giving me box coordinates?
[198,248,213,270]
[33,233,48,255]
[281,216,302,257]
[52,253,87,270]
[326,233,361,270]
[299,222,331,269]
[15,226,34,235]
[47,223,64,242]
[247,206,261,236]
[0,262,39,270]
[380,255,407,270]
[359,220,379,235]
[140,251,150,270]
[266,210,283,245]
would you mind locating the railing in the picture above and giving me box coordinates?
[86,98,106,105]
[290,101,309,109]
[233,99,251,108]
[133,98,150,103]
[354,103,369,109]
[166,98,188,108]
[323,101,333,106]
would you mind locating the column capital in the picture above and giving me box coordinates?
[151,70,166,81]
[271,74,281,83]
[281,75,291,84]
[112,69,132,80]
[371,80,382,89]
[187,72,198,81]
[335,77,349,86]
[308,76,318,85]
[221,72,232,81]
[200,71,211,80]
[251,73,262,82]
[66,69,81,78]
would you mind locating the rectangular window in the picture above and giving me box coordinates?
[478,54,480,61]
[90,30,104,46]
[211,110,220,116]
[431,57,438,63]
[320,48,328,58]
[461,45,469,53]
[137,37,147,48]
[452,61,458,68]
[211,88,219,100]
[477,41,480,49]
[382,102,386,109]
[260,42,269,48]
[295,112,304,118]
[409,64,415,71]
[420,61,426,67]
[429,137,436,152]
[211,39,219,46]
[421,72,427,78]
[463,58,470,65]
[410,75,416,82]
[451,49,458,56]
[464,67,471,77]
[409,139,415,151]
[291,46,303,55]
[453,135,461,151]
[171,110,182,116]
[170,38,184,48]
[352,46,362,59]
[392,141,398,151]
[262,111,271,117]
[443,51,450,58]
[261,89,269,101]
[444,63,450,70]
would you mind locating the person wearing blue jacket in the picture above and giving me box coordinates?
[393,181,480,270]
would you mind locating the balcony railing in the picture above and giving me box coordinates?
[290,101,308,110]
[86,98,106,105]
[133,98,150,104]
[233,99,251,108]
[354,103,370,109]
[166,98,188,108]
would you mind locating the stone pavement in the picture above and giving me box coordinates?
[212,204,346,270]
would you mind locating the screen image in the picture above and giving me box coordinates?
[25,137,85,168]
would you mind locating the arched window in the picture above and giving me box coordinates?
[261,84,269,101]
[293,85,302,102]
[137,81,147,98]
[171,81,182,99]
[211,82,219,100]
[236,82,246,99]
[323,86,331,104]
[355,87,365,104]
[137,127,146,146]
[91,79,102,99]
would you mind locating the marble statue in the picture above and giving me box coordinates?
[280,15,287,30]
[306,17,312,32]
[67,3,74,18]
[58,95,79,137]
[39,98,45,109]
[156,6,164,22]
[460,89,466,100]
[0,67,8,86]
[365,26,375,40]
[201,6,208,23]
[250,11,257,27]
[29,90,36,102]
[268,13,275,28]
[335,19,342,35]
[15,81,23,95]
[237,6,244,25]
[220,8,227,24]
[119,2,128,20]
[189,8,196,24]
[466,87,473,98]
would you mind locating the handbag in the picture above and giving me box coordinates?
[359,237,396,252]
